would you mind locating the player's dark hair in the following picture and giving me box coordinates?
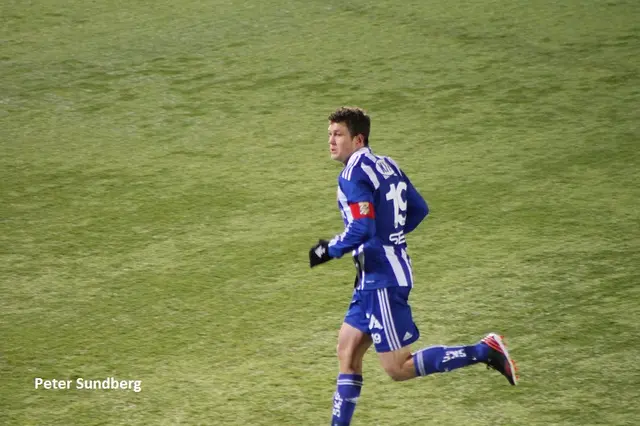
[328,106,371,146]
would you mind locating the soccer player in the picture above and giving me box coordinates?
[309,107,518,426]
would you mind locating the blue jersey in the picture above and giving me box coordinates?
[327,147,429,290]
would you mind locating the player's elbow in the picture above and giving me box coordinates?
[415,203,428,225]
[409,202,428,223]
[418,199,429,219]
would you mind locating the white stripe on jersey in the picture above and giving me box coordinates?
[341,151,363,180]
[377,288,402,350]
[342,161,355,181]
[330,188,354,248]
[341,147,372,181]
[364,152,378,163]
[356,249,365,291]
[337,187,353,222]
[361,163,380,189]
[400,248,414,286]
[329,222,352,247]
[383,246,409,287]
[384,156,403,176]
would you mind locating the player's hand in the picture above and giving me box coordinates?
[309,239,331,268]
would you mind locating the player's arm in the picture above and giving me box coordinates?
[403,174,429,234]
[327,178,376,259]
[309,175,375,267]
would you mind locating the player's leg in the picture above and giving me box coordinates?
[337,321,373,374]
[368,286,426,381]
[331,292,372,426]
[410,334,518,385]
[365,286,422,380]
[378,341,491,381]
[372,287,517,384]
[377,345,415,381]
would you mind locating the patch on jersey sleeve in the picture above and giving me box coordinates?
[349,202,375,219]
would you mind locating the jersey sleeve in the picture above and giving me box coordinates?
[327,169,376,258]
[403,173,429,234]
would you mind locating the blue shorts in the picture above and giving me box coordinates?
[344,287,420,353]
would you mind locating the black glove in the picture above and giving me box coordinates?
[309,239,331,268]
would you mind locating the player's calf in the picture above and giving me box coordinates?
[381,364,413,382]
[378,347,416,381]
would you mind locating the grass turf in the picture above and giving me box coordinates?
[1,0,639,424]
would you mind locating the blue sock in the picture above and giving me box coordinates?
[412,343,488,376]
[331,374,363,426]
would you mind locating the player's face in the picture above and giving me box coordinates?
[328,121,363,164]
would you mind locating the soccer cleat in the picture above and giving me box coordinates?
[481,333,519,386]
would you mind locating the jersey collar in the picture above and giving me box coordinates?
[344,146,372,167]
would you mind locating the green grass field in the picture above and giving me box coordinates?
[2,0,639,424]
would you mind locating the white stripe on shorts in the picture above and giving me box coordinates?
[377,288,402,351]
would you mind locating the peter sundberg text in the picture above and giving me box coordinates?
[34,377,142,392]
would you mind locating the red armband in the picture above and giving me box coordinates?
[349,202,375,219]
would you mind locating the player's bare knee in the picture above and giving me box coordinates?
[337,345,362,372]
[337,344,354,364]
